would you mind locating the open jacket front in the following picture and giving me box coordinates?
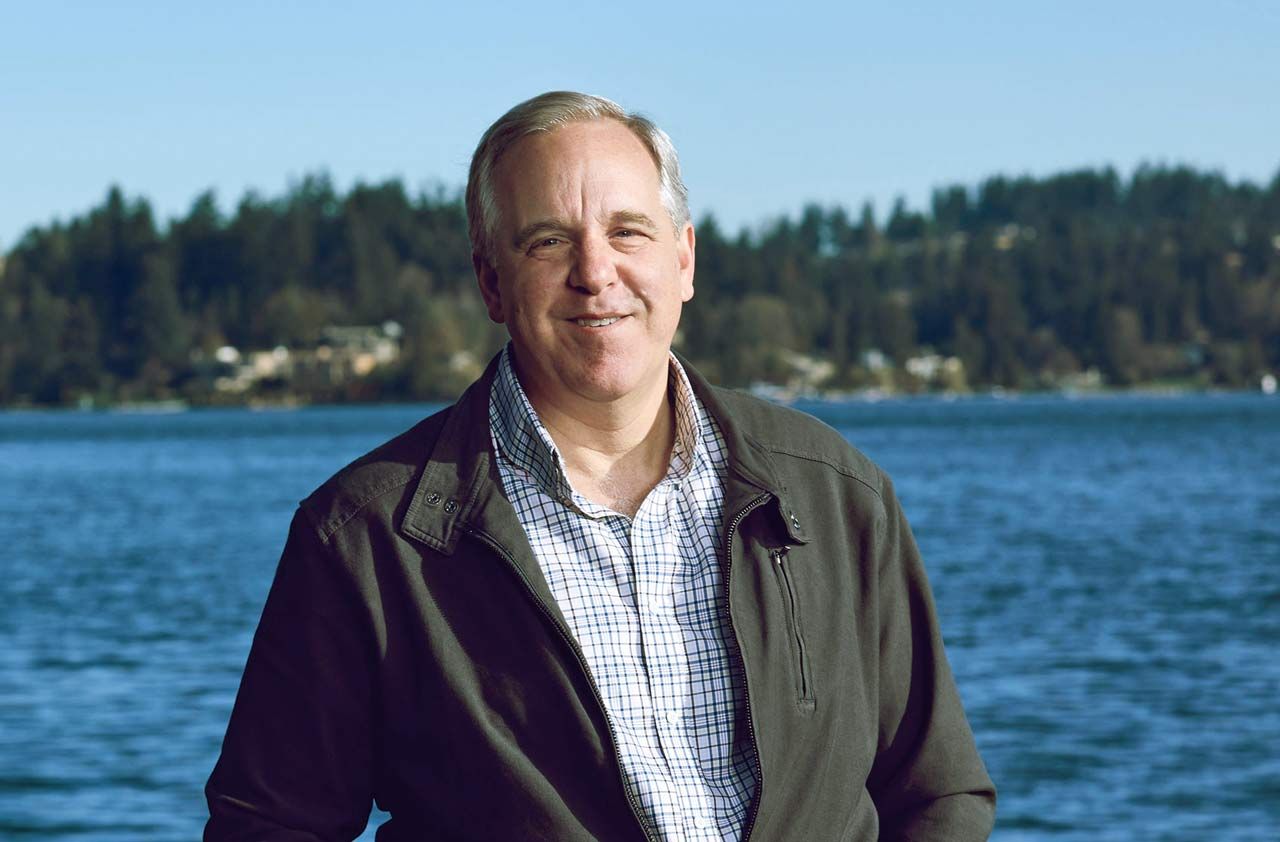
[205,355,996,842]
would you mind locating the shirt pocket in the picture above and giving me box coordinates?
[770,545,817,714]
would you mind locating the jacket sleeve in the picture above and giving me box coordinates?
[865,474,996,841]
[204,510,377,842]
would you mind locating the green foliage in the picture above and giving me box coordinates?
[2,163,1279,405]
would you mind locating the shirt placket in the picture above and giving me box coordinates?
[581,513,675,839]
[631,480,722,840]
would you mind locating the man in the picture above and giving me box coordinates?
[205,91,995,841]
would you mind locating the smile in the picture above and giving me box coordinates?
[573,316,622,327]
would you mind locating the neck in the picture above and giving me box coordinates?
[515,356,676,517]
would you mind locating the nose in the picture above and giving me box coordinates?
[569,232,616,294]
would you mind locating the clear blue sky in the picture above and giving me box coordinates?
[3,0,1278,252]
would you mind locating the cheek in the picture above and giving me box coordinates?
[507,294,552,338]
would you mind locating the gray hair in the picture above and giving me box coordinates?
[466,91,690,266]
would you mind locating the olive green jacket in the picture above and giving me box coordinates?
[205,355,995,841]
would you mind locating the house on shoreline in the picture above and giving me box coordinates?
[197,322,403,399]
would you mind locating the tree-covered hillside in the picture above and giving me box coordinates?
[2,165,1278,406]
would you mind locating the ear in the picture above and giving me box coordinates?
[473,253,506,324]
[677,222,696,302]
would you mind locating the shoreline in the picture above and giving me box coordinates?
[2,382,1274,414]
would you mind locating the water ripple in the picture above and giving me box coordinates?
[2,397,1277,840]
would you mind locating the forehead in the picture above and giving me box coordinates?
[492,119,663,223]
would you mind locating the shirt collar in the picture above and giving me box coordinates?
[489,343,709,507]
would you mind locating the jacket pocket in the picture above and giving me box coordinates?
[770,546,816,713]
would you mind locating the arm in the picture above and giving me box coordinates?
[866,474,996,841]
[204,511,377,842]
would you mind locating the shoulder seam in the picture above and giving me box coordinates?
[761,443,885,500]
[296,404,454,543]
[305,473,417,543]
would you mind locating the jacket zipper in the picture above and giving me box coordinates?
[724,493,770,842]
[771,546,813,704]
[463,526,655,842]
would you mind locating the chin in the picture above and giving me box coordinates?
[567,371,642,403]
[562,357,656,403]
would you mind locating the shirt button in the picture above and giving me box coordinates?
[665,710,681,726]
[694,815,713,829]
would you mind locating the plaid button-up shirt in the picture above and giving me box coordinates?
[489,346,757,841]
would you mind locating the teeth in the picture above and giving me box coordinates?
[575,317,620,327]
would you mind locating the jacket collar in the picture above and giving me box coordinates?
[401,352,507,555]
[679,352,810,545]
[400,350,809,559]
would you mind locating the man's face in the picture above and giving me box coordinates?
[477,119,695,411]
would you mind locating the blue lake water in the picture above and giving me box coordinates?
[1,394,1277,841]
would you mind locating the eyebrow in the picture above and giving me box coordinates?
[609,210,660,231]
[511,218,573,251]
[510,211,663,250]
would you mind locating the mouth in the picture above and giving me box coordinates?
[571,315,624,327]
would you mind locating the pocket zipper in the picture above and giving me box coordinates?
[771,546,815,708]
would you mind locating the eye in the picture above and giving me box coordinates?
[528,236,564,253]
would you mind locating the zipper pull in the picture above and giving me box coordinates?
[771,545,792,564]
